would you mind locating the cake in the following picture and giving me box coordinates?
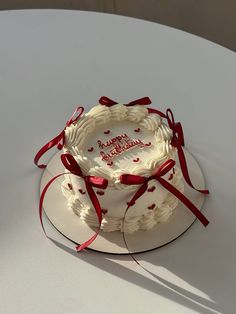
[60,98,184,233]
[35,96,209,251]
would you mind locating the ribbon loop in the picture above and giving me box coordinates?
[99,96,118,107]
[126,97,152,106]
[147,107,167,118]
[86,176,108,189]
[166,108,175,129]
[61,153,83,176]
[66,106,84,127]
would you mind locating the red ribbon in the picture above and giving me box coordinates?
[39,153,108,251]
[166,109,209,195]
[120,159,209,226]
[34,106,84,168]
[99,95,167,119]
[99,96,152,107]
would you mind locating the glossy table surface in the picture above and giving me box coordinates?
[0,9,236,314]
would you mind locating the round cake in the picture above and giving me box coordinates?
[61,100,184,233]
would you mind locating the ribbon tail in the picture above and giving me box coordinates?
[175,143,209,194]
[76,181,103,252]
[157,177,209,226]
[34,131,64,168]
[76,233,100,252]
[39,172,101,252]
[39,173,66,235]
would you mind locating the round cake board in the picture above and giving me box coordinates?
[40,149,207,254]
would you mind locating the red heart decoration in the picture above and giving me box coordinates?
[148,204,156,210]
[147,186,156,192]
[133,158,140,162]
[134,128,141,133]
[88,147,94,152]
[67,183,73,190]
[78,189,86,195]
[104,130,110,135]
[102,209,108,215]
[96,190,105,196]
[107,161,113,166]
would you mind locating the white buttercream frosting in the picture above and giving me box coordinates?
[110,104,128,120]
[87,105,111,126]
[140,113,162,131]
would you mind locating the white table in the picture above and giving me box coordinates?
[0,10,235,314]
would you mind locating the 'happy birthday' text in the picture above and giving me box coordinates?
[97,133,150,162]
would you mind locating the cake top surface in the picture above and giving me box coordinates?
[64,103,175,188]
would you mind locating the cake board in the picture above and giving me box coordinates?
[40,149,207,254]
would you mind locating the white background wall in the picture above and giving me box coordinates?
[1,0,236,51]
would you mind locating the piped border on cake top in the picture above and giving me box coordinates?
[63,103,176,189]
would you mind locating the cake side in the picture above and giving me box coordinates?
[62,166,183,233]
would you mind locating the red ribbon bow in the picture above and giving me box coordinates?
[39,153,108,251]
[166,109,209,195]
[99,96,152,107]
[120,159,209,226]
[99,96,167,118]
[34,106,84,168]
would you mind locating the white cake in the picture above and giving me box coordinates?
[61,101,184,233]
